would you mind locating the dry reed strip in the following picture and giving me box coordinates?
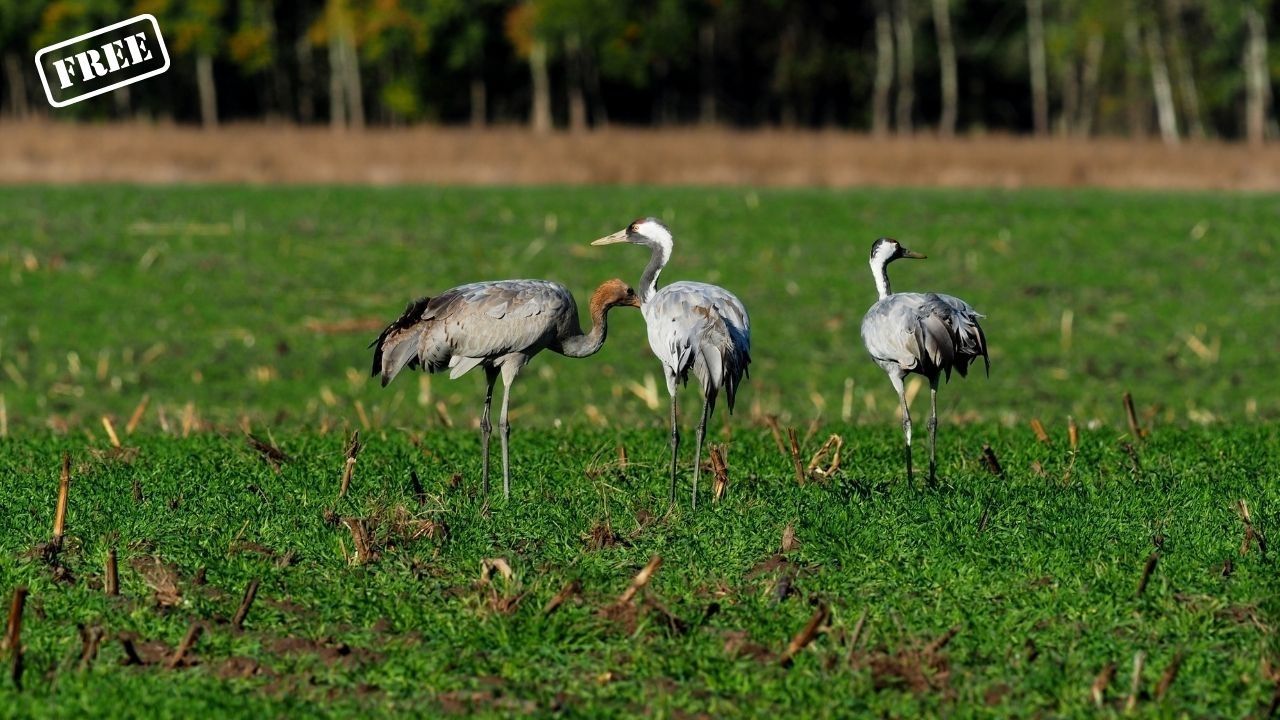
[980,444,1004,477]
[806,434,844,480]
[780,603,830,667]
[1155,651,1183,701]
[7,122,1280,190]
[617,556,662,605]
[78,625,104,671]
[1030,418,1050,444]
[1091,662,1117,707]
[845,608,870,666]
[1067,416,1079,450]
[6,587,27,690]
[542,579,582,616]
[166,622,204,669]
[786,428,805,486]
[342,518,378,565]
[1137,553,1160,597]
[338,429,362,499]
[1125,651,1147,712]
[710,445,730,502]
[104,548,119,596]
[100,416,121,448]
[52,453,70,551]
[231,579,261,631]
[1123,392,1145,439]
[125,395,150,435]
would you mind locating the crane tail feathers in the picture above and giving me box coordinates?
[370,295,432,386]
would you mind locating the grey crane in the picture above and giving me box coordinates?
[860,238,989,484]
[371,278,640,498]
[592,218,751,508]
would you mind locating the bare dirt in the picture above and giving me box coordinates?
[3,121,1279,190]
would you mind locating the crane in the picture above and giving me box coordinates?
[371,278,640,498]
[860,238,989,484]
[592,218,751,508]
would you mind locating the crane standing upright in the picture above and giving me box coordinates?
[371,278,640,498]
[592,218,751,508]
[860,238,989,484]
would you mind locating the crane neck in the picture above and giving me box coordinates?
[871,256,893,299]
[558,294,613,358]
[638,241,669,304]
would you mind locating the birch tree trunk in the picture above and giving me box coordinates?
[1244,6,1270,145]
[894,0,914,134]
[1145,23,1179,145]
[873,2,894,136]
[196,52,218,129]
[296,37,315,123]
[932,0,957,137]
[1163,0,1204,138]
[1026,0,1048,135]
[1078,34,1105,137]
[565,33,587,131]
[529,38,552,133]
[470,73,487,127]
[3,53,28,119]
[340,22,363,130]
[699,20,716,125]
[328,27,346,129]
[1124,14,1147,137]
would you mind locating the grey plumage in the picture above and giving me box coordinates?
[593,218,751,507]
[372,278,640,498]
[861,238,988,483]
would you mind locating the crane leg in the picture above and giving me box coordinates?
[891,374,913,485]
[479,367,498,497]
[668,392,680,507]
[927,380,939,484]
[498,374,514,500]
[692,396,712,510]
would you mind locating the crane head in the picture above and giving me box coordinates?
[590,278,642,310]
[870,237,927,266]
[592,217,672,251]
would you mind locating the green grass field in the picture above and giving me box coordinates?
[1,186,1278,716]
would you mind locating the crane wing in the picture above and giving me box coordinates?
[861,292,989,381]
[645,281,752,411]
[370,280,574,385]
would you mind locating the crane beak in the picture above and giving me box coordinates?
[902,249,928,259]
[591,230,629,246]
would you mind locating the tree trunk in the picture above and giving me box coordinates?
[1244,6,1270,145]
[565,33,587,132]
[699,20,716,125]
[894,0,914,134]
[1163,0,1203,138]
[113,85,130,119]
[529,38,552,133]
[1026,0,1048,135]
[3,52,28,119]
[1145,23,1179,145]
[932,0,957,137]
[470,73,487,127]
[1078,34,1105,136]
[873,2,894,136]
[340,23,363,130]
[296,37,315,123]
[1124,14,1147,138]
[196,52,218,128]
[1059,62,1077,136]
[328,32,346,129]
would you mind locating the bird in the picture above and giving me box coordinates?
[860,238,989,484]
[592,218,750,508]
[370,278,640,498]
